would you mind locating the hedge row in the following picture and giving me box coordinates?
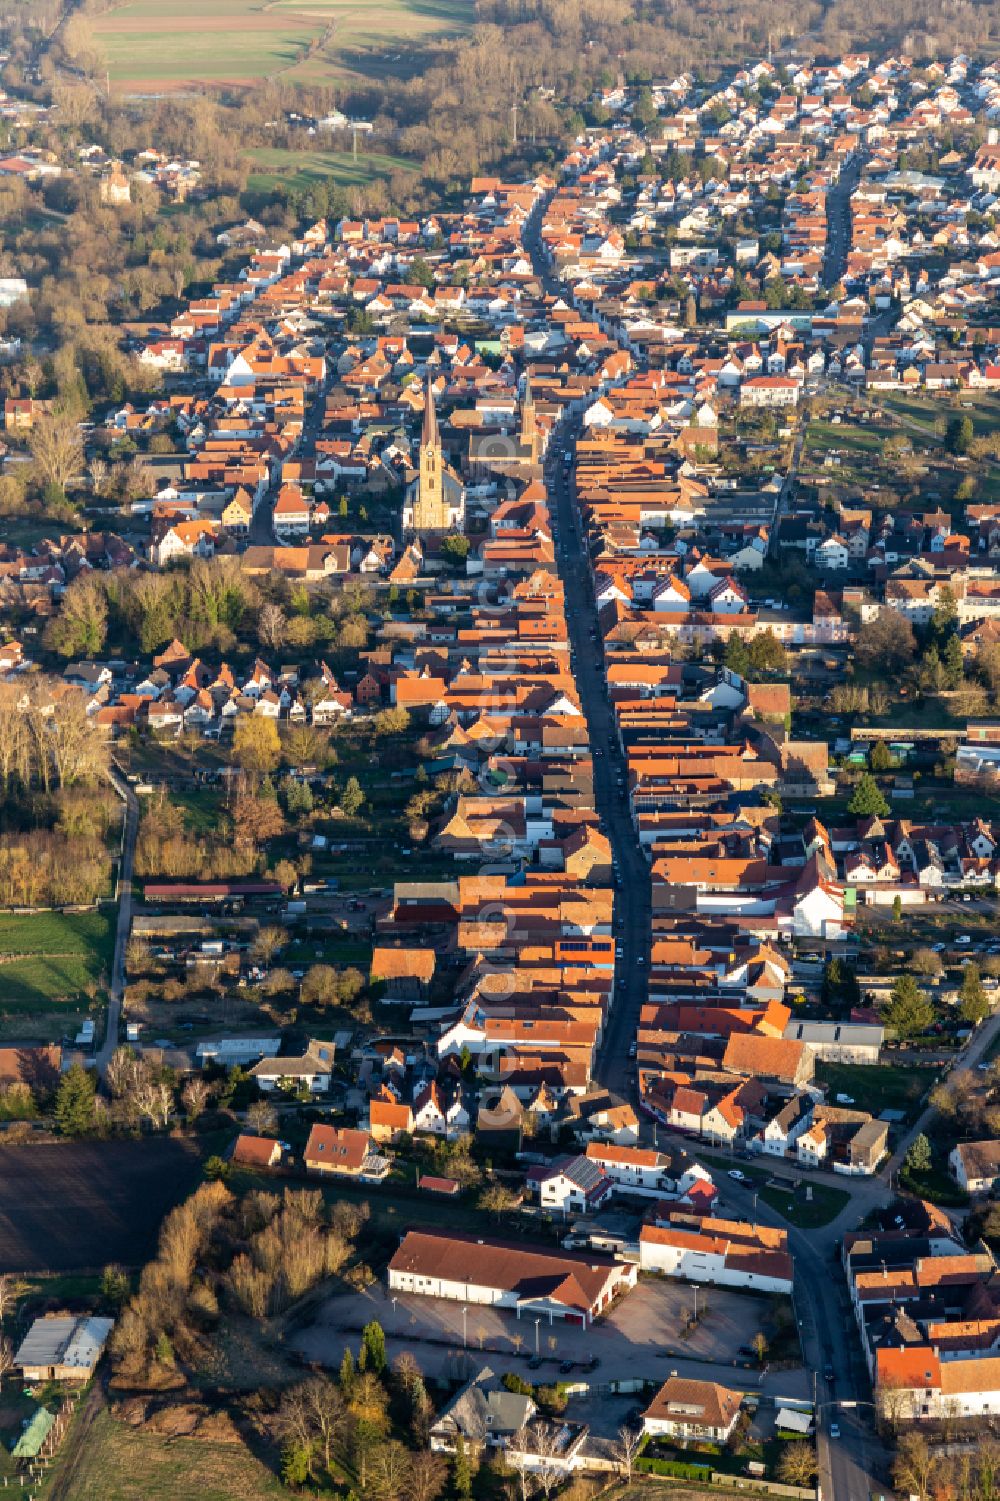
[637,1457,714,1480]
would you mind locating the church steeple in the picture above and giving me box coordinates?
[412,374,446,533]
[520,371,539,463]
[422,372,439,449]
[404,372,465,537]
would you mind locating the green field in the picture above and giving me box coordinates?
[247,147,415,195]
[0,910,114,1009]
[93,0,471,87]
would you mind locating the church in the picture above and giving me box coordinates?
[466,373,543,483]
[402,376,466,537]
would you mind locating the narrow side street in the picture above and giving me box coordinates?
[99,764,139,1078]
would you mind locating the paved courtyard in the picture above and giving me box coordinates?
[291,1275,808,1402]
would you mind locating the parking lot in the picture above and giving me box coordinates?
[292,1275,807,1400]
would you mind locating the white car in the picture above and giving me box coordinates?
[829,1422,840,1439]
[835,1093,855,1105]
[728,1169,746,1182]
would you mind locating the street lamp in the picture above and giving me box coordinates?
[391,1296,398,1334]
[462,1306,468,1349]
[534,1317,541,1356]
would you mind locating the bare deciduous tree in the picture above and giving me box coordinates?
[29,407,85,491]
[407,1449,448,1501]
[612,1425,644,1482]
[366,1437,412,1501]
[245,1099,278,1135]
[134,1078,174,1130]
[257,601,287,650]
[181,1078,209,1123]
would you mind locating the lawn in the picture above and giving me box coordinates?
[884,392,1000,440]
[55,1407,290,1501]
[757,1179,851,1229]
[247,147,416,196]
[0,910,114,1009]
[815,1061,938,1123]
[699,1154,850,1227]
[93,0,471,87]
[171,788,225,835]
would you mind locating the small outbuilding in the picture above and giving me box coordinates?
[15,1315,114,1383]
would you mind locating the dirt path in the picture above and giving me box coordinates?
[265,9,342,80]
[45,1381,104,1501]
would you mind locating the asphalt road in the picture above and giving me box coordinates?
[523,202,650,1098]
[522,193,893,1501]
[822,152,862,289]
[99,763,140,1078]
[712,1171,891,1501]
[249,377,329,544]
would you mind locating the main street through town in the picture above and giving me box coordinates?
[524,193,896,1501]
[525,201,652,1098]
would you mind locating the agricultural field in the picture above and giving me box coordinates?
[0,1140,202,1271]
[92,0,471,89]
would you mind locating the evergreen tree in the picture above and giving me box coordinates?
[453,1434,472,1498]
[361,1320,387,1375]
[943,634,964,688]
[724,634,750,677]
[905,1134,932,1174]
[848,772,889,817]
[960,964,990,1025]
[282,1440,315,1487]
[884,975,934,1040]
[339,1346,356,1395]
[870,741,893,773]
[339,775,365,817]
[54,1062,96,1137]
